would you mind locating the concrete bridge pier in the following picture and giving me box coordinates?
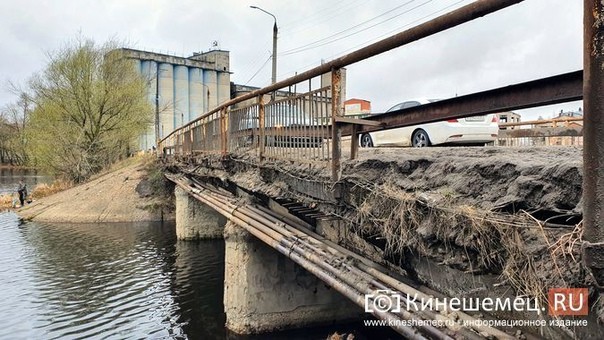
[223,221,360,334]
[174,186,226,240]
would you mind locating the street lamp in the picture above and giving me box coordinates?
[154,65,170,149]
[155,66,161,149]
[250,5,277,85]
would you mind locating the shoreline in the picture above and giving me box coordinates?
[16,156,172,223]
[0,164,34,170]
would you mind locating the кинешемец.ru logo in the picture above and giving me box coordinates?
[548,288,588,316]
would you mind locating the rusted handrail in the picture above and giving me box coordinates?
[159,0,524,145]
[499,116,583,128]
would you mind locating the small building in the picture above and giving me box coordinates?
[537,109,583,128]
[557,108,583,119]
[344,98,371,117]
[498,111,521,125]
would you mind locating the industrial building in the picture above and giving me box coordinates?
[118,48,231,150]
[344,98,371,117]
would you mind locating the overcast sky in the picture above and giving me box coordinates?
[0,0,583,119]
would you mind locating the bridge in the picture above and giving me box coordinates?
[158,0,604,338]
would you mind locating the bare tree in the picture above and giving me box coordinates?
[23,37,152,181]
[0,94,30,165]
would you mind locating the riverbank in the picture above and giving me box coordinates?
[17,156,172,223]
[0,165,31,169]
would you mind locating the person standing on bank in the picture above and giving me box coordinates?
[17,179,27,207]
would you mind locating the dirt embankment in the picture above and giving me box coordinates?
[343,148,585,288]
[18,157,172,223]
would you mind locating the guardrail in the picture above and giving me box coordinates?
[159,0,540,181]
[497,117,583,146]
[159,0,584,182]
[499,116,583,129]
[228,86,334,165]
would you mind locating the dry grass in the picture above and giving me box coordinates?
[0,194,15,209]
[0,180,73,210]
[549,222,583,262]
[30,180,73,200]
[348,174,584,306]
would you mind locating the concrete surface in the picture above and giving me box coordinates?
[175,186,225,240]
[223,221,361,334]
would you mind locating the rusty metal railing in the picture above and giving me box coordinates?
[582,0,604,289]
[497,117,584,147]
[227,86,334,165]
[499,116,583,129]
[161,109,223,157]
[159,0,529,179]
[497,136,584,147]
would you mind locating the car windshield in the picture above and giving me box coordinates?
[386,99,440,112]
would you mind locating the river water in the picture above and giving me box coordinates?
[0,169,388,339]
[0,213,227,339]
[0,213,385,340]
[0,168,53,195]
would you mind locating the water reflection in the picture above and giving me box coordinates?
[0,168,53,194]
[0,213,225,339]
[0,212,391,339]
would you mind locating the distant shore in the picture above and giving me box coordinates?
[0,164,32,169]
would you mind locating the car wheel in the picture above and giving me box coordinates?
[360,134,374,147]
[412,129,431,147]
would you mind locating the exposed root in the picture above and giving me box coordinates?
[347,174,587,307]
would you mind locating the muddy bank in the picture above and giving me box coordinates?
[19,157,172,223]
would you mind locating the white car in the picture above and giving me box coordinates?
[360,99,499,147]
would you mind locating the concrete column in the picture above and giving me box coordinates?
[223,221,360,335]
[174,186,225,240]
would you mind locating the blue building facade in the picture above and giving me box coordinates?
[119,48,231,150]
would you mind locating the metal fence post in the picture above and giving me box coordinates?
[331,68,342,181]
[220,107,228,156]
[350,124,359,160]
[258,95,266,162]
[583,0,604,288]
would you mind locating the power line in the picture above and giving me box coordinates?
[281,0,367,34]
[281,0,418,54]
[276,0,467,80]
[237,50,270,80]
[342,0,467,55]
[245,54,273,85]
[235,41,273,84]
[280,0,432,56]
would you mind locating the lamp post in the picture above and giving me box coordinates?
[154,65,169,149]
[155,66,161,150]
[250,5,277,85]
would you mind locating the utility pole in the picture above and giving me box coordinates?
[155,64,160,151]
[271,19,277,85]
[250,6,277,85]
